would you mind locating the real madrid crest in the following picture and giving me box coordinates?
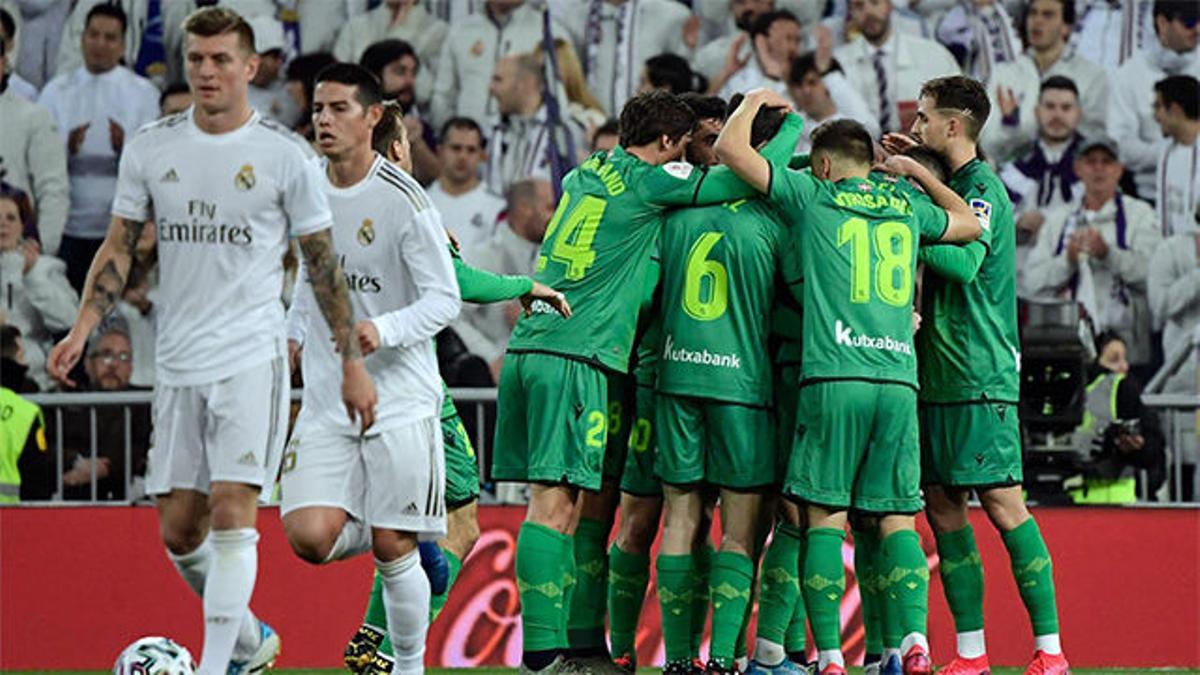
[357,218,375,246]
[234,164,256,191]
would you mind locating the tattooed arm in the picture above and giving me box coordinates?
[47,216,147,387]
[296,228,379,431]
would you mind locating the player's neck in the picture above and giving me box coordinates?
[625,144,664,165]
[946,142,977,174]
[1033,41,1066,73]
[439,174,480,196]
[326,146,377,188]
[1173,121,1200,146]
[194,101,253,135]
[828,166,869,182]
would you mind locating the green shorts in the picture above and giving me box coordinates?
[620,383,662,497]
[775,364,802,478]
[920,400,1023,488]
[442,399,480,507]
[785,381,922,514]
[655,393,777,490]
[602,373,635,482]
[492,352,609,490]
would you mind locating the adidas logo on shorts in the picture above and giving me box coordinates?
[237,451,257,466]
[403,502,419,515]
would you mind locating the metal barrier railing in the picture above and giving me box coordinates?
[13,387,1199,505]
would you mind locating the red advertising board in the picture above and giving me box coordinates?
[1,505,1197,669]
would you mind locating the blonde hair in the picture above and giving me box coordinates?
[536,38,605,115]
[183,6,255,55]
[372,101,407,156]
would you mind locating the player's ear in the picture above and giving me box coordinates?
[245,51,261,82]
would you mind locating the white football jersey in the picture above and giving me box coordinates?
[112,108,333,386]
[293,155,461,435]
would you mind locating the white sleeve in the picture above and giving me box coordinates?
[1148,237,1200,325]
[370,208,463,349]
[1107,68,1163,173]
[283,155,334,237]
[430,37,458,131]
[27,105,69,254]
[1022,208,1075,297]
[1100,200,1162,291]
[22,255,79,332]
[824,71,880,138]
[111,138,152,222]
[286,259,311,345]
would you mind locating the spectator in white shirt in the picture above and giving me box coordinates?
[935,0,1021,82]
[245,14,300,128]
[7,0,68,90]
[1073,0,1155,70]
[1024,137,1164,368]
[1151,74,1200,236]
[710,9,802,100]
[1020,0,1109,139]
[0,34,67,256]
[694,0,777,85]
[787,50,880,152]
[454,177,554,382]
[834,0,960,134]
[429,117,505,256]
[0,7,36,100]
[37,3,158,292]
[334,0,447,107]
[361,39,441,185]
[1108,0,1200,203]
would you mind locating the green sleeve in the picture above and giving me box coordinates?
[788,153,811,170]
[918,241,988,284]
[768,164,820,213]
[453,255,534,304]
[910,191,949,242]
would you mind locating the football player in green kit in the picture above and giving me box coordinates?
[883,75,1069,675]
[341,103,573,675]
[491,91,803,675]
[716,89,983,675]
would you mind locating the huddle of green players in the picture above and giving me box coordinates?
[345,76,1070,675]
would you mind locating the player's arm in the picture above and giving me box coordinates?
[47,215,147,387]
[454,253,572,318]
[878,155,980,242]
[712,89,797,194]
[919,241,988,284]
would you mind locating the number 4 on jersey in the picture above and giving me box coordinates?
[538,192,605,280]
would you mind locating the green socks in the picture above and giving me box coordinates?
[880,530,930,640]
[935,525,985,634]
[784,530,809,657]
[657,553,696,663]
[691,541,714,655]
[607,544,650,661]
[709,551,755,668]
[559,533,577,650]
[1002,517,1060,636]
[516,521,570,653]
[802,527,846,651]
[567,518,609,651]
[756,522,803,647]
[853,528,883,656]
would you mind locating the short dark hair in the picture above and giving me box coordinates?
[315,62,384,109]
[679,93,727,123]
[360,39,419,81]
[1020,0,1075,47]
[160,81,191,108]
[904,145,952,184]
[919,75,991,140]
[183,6,254,54]
[440,117,486,147]
[1040,75,1079,99]
[1,324,21,360]
[619,91,696,147]
[86,2,128,34]
[0,7,15,41]
[1154,0,1200,24]
[1155,74,1200,120]
[750,9,799,38]
[726,93,786,147]
[643,53,702,95]
[810,118,874,167]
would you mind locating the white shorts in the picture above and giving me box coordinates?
[279,416,446,536]
[147,356,289,502]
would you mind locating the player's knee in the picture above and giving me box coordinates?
[980,488,1030,532]
[372,531,417,562]
[282,517,339,564]
[160,522,207,556]
[449,508,481,555]
[615,501,661,554]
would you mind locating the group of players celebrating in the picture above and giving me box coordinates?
[44,5,1067,675]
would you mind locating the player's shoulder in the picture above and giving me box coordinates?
[130,111,191,144]
[372,159,434,213]
[251,115,319,159]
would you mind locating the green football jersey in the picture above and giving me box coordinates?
[507,114,803,373]
[768,165,948,387]
[917,157,1020,403]
[657,198,787,405]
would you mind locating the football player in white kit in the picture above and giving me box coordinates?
[279,63,461,675]
[47,8,378,675]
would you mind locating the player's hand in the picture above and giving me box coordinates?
[875,153,923,178]
[881,132,919,156]
[68,123,90,156]
[522,282,572,318]
[341,358,378,433]
[109,118,125,154]
[287,339,302,372]
[21,239,39,274]
[48,330,89,388]
[745,87,792,111]
[912,311,922,333]
[355,320,382,356]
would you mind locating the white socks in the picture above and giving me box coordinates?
[166,534,262,662]
[324,518,372,563]
[957,629,987,659]
[196,529,260,675]
[754,638,787,667]
[817,649,844,670]
[376,550,430,674]
[1035,633,1063,655]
